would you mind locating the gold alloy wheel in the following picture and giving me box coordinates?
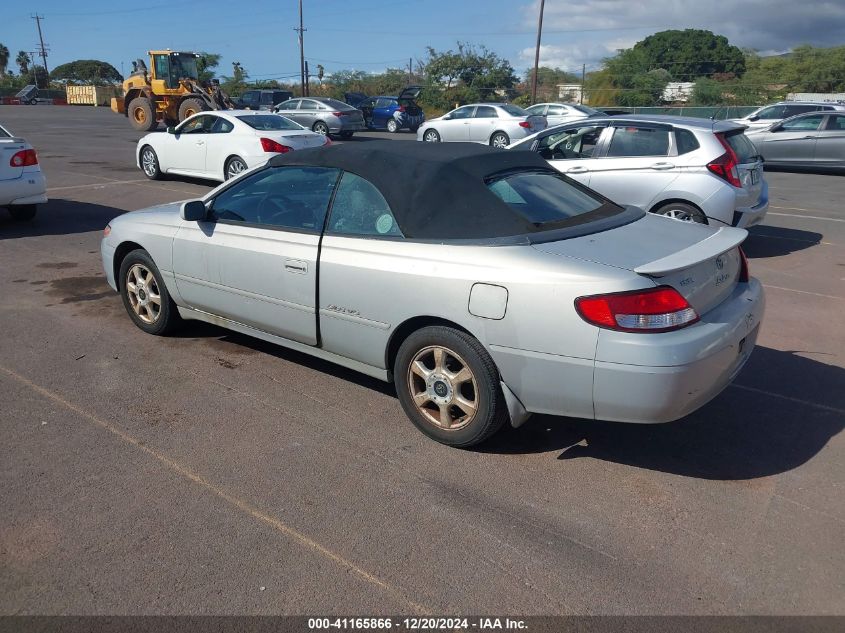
[132,107,147,124]
[407,345,478,430]
[125,264,162,324]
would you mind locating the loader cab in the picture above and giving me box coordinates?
[150,52,200,91]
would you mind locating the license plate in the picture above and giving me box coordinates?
[750,169,759,185]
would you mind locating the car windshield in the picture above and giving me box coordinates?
[487,169,621,227]
[500,104,529,117]
[236,115,303,131]
[572,104,599,115]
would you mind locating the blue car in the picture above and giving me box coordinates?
[353,86,425,133]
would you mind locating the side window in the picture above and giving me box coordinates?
[449,106,475,120]
[375,97,393,108]
[260,92,274,105]
[756,106,784,120]
[526,105,546,115]
[780,115,825,131]
[276,99,298,111]
[179,115,214,134]
[154,55,169,82]
[210,166,340,231]
[787,105,820,117]
[300,99,320,110]
[211,117,234,133]
[546,105,566,116]
[240,91,257,106]
[675,128,700,155]
[474,106,498,118]
[537,125,606,160]
[606,126,670,157]
[327,172,403,238]
[360,98,376,108]
[826,115,845,130]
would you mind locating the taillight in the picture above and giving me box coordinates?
[260,137,292,153]
[707,134,741,187]
[519,121,531,128]
[323,137,332,146]
[575,286,699,333]
[10,149,38,167]
[332,111,347,116]
[738,247,749,282]
[397,105,406,112]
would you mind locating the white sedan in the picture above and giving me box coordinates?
[1,122,47,221]
[136,110,330,183]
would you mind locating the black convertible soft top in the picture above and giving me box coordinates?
[268,141,598,240]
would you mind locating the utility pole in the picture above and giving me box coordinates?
[294,0,306,96]
[409,57,413,84]
[530,0,545,104]
[31,14,49,88]
[304,60,310,97]
[580,63,585,104]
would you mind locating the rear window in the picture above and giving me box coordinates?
[487,170,615,226]
[724,132,759,163]
[500,104,528,117]
[236,115,302,131]
[322,99,351,110]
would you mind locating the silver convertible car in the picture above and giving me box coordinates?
[101,142,764,447]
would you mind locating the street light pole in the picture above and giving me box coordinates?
[530,0,545,104]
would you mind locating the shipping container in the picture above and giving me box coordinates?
[66,85,121,107]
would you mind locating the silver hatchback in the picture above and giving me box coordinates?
[417,103,546,147]
[273,97,365,139]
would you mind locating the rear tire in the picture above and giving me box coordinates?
[313,121,329,136]
[8,205,36,221]
[490,131,510,148]
[178,97,207,122]
[386,118,399,133]
[128,97,158,132]
[118,249,182,336]
[422,128,440,142]
[394,326,508,447]
[651,202,707,224]
[139,146,162,180]
[225,156,248,181]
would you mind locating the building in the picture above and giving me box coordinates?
[662,82,696,103]
[557,83,584,104]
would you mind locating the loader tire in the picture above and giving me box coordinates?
[179,98,208,122]
[128,97,158,132]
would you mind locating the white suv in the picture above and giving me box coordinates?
[508,115,768,228]
[731,101,845,131]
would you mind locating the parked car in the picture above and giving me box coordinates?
[731,101,845,131]
[355,87,425,133]
[418,103,546,147]
[0,122,47,221]
[136,111,329,182]
[102,141,764,447]
[273,97,365,139]
[235,89,294,111]
[744,111,845,171]
[509,115,768,228]
[525,102,600,126]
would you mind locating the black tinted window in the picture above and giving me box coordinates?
[537,125,606,160]
[260,92,273,105]
[240,91,258,105]
[328,172,402,237]
[786,105,821,116]
[211,117,234,133]
[826,115,845,130]
[675,129,700,154]
[606,127,670,157]
[236,115,302,130]
[211,166,340,231]
[487,171,607,225]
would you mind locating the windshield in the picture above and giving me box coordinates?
[487,169,622,228]
[236,115,303,131]
[501,104,529,117]
[171,53,199,80]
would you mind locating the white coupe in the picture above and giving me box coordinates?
[136,110,330,183]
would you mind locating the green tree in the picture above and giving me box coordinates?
[16,51,30,75]
[28,65,49,89]
[423,42,518,108]
[523,66,581,103]
[629,29,745,80]
[196,52,221,82]
[51,59,122,85]
[691,77,724,105]
[0,44,8,78]
[220,61,249,96]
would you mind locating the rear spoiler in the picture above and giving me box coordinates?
[634,227,747,276]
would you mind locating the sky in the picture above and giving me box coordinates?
[4,0,845,82]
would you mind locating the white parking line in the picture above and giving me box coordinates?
[48,179,148,192]
[768,211,845,223]
[731,383,845,415]
[762,284,844,300]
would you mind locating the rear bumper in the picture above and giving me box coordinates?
[330,120,365,133]
[733,181,769,228]
[1,172,47,206]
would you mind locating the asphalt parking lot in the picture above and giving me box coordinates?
[1,106,843,616]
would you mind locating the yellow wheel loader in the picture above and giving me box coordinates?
[111,51,235,132]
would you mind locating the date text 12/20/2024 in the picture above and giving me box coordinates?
[307,618,528,630]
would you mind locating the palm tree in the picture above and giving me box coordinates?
[16,51,30,75]
[0,44,9,78]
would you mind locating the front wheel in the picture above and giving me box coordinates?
[118,249,182,336]
[178,97,207,122]
[128,97,158,132]
[386,118,399,133]
[394,326,508,447]
[140,146,162,180]
[312,121,329,136]
[489,132,510,148]
[422,128,440,143]
[651,202,707,224]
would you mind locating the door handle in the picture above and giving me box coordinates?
[285,260,307,274]
[566,166,589,174]
[802,135,815,139]
[650,162,675,170]
[195,141,205,146]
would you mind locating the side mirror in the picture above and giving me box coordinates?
[180,200,207,221]
[770,124,783,132]
[748,115,759,122]
[167,126,177,135]
[442,114,452,120]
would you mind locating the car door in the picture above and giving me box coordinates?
[371,97,391,128]
[814,114,845,166]
[586,124,678,209]
[439,106,474,141]
[202,116,236,177]
[169,115,214,173]
[539,123,610,186]
[296,99,322,129]
[756,114,826,164]
[171,165,341,344]
[275,99,301,123]
[467,105,499,142]
[358,98,376,127]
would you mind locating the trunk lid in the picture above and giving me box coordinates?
[268,132,327,151]
[0,138,27,181]
[532,213,747,315]
[526,115,547,133]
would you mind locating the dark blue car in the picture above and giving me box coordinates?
[351,86,425,133]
